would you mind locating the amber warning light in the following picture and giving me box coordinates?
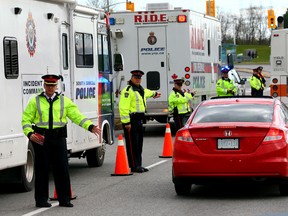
[178,15,187,23]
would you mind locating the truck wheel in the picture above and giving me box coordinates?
[19,142,35,192]
[86,146,105,167]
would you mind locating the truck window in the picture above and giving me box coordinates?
[3,37,19,79]
[207,40,211,56]
[147,71,160,90]
[75,33,93,67]
[218,45,222,62]
[98,34,111,73]
[62,34,68,69]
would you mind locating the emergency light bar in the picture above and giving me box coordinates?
[177,15,187,23]
[109,17,125,25]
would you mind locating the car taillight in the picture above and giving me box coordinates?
[263,128,284,143]
[176,129,194,143]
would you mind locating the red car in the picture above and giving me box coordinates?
[172,96,288,196]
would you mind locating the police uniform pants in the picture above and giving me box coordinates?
[173,113,189,131]
[32,136,71,204]
[122,117,144,169]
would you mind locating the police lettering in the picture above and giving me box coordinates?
[76,87,96,99]
[134,14,167,23]
[191,27,204,50]
[141,47,165,52]
[193,76,205,88]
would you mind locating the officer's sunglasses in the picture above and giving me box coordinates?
[133,75,142,79]
[175,82,183,86]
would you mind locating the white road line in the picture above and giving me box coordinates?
[22,202,59,216]
[145,159,169,169]
[22,159,169,216]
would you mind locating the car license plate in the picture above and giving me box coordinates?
[217,139,239,150]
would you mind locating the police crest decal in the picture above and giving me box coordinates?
[26,12,37,57]
[147,32,157,45]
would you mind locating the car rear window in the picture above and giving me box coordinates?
[192,104,273,123]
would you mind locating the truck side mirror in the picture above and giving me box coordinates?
[227,53,234,68]
[240,78,247,85]
[114,53,124,71]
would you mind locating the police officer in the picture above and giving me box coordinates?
[257,66,266,86]
[168,78,195,131]
[257,66,266,96]
[22,74,101,208]
[119,70,161,173]
[216,66,237,96]
[250,67,264,96]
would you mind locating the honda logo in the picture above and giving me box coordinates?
[224,130,232,137]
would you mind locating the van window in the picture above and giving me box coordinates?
[98,34,111,74]
[62,34,68,69]
[3,37,19,79]
[207,40,211,56]
[75,33,93,67]
[147,71,160,90]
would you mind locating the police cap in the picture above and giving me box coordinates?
[42,74,60,85]
[131,70,144,78]
[257,66,263,70]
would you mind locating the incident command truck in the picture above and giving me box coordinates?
[0,0,115,192]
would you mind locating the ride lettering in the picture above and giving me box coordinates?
[134,14,167,23]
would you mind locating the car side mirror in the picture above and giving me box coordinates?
[114,53,124,72]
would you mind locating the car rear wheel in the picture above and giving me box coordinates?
[174,183,191,196]
[279,183,288,196]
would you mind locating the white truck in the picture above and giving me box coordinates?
[0,0,115,191]
[109,3,222,123]
[270,27,288,104]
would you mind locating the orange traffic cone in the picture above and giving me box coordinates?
[111,134,133,176]
[49,187,77,201]
[159,123,173,158]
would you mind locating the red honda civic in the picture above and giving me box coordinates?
[172,96,288,196]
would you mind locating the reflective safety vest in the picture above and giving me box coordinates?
[119,85,156,124]
[22,93,93,136]
[216,78,237,96]
[250,75,263,90]
[168,90,193,115]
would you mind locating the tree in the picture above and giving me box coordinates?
[218,5,270,45]
[86,0,115,11]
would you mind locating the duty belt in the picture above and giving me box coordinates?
[130,112,145,120]
[33,125,67,138]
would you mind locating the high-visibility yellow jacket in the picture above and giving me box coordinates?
[250,75,264,90]
[119,83,157,124]
[168,88,193,115]
[216,78,237,96]
[22,93,93,137]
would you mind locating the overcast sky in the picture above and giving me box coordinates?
[77,0,287,17]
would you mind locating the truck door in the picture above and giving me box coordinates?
[137,27,168,99]
[72,14,99,146]
[60,23,73,144]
